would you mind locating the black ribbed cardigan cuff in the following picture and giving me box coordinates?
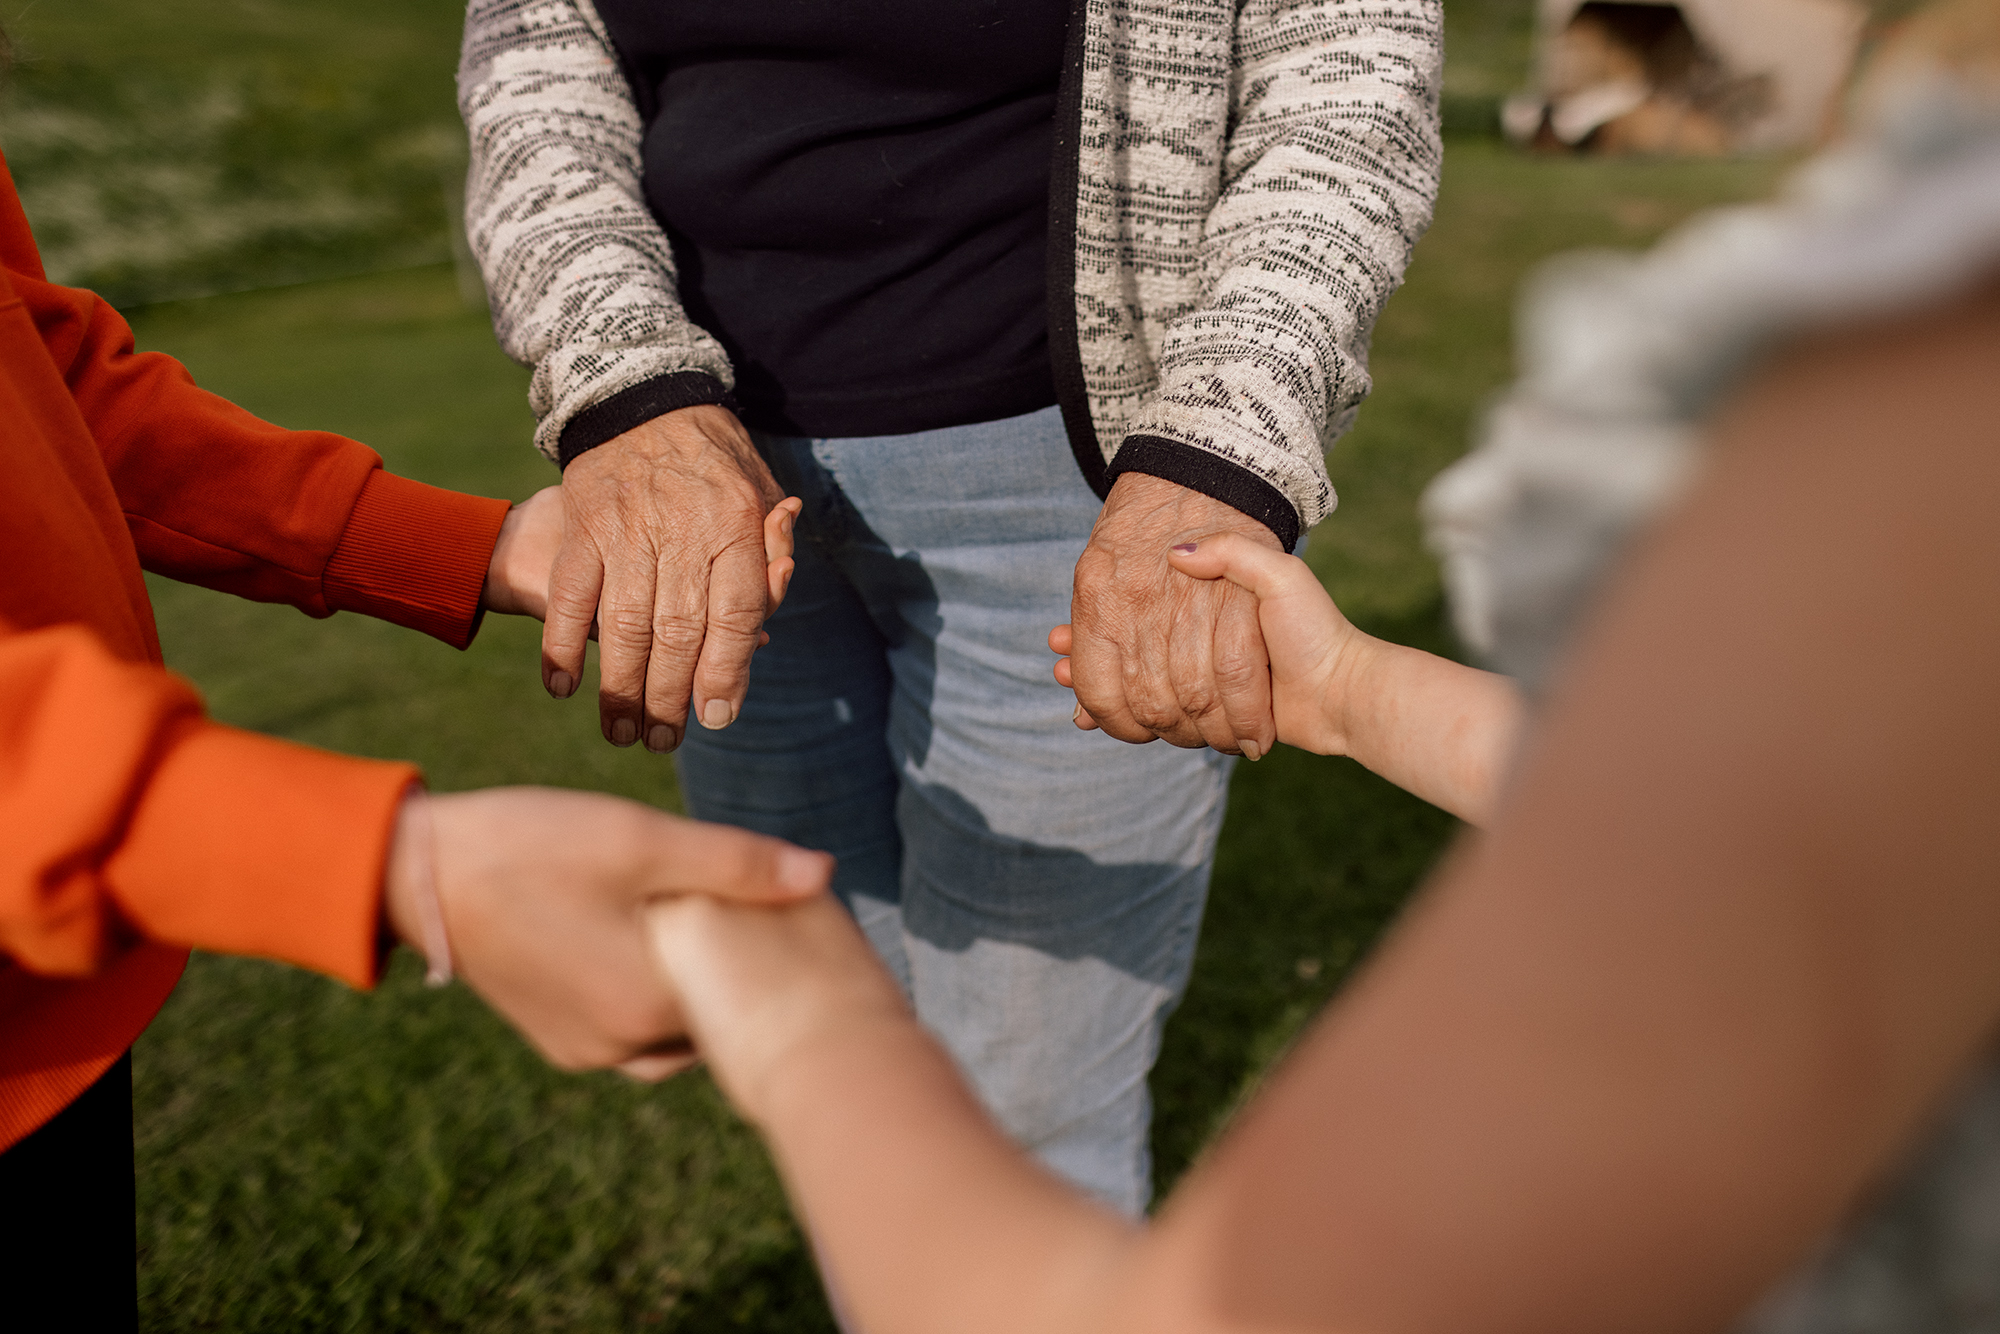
[555,371,736,469]
[1107,435,1303,552]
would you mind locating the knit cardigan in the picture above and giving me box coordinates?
[459,0,1442,549]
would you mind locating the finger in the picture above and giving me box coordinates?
[1165,579,1236,752]
[1213,581,1277,760]
[1048,624,1073,656]
[1072,701,1101,732]
[763,497,802,568]
[689,533,770,734]
[766,557,795,613]
[639,555,708,752]
[1067,569,1157,745]
[595,548,668,748]
[542,532,606,700]
[1166,534,1318,604]
[1053,656,1073,687]
[1068,637,1151,742]
[641,817,835,902]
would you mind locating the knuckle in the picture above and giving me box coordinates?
[546,581,601,619]
[1212,651,1263,695]
[1180,685,1222,721]
[598,603,658,647]
[705,605,766,641]
[651,608,707,642]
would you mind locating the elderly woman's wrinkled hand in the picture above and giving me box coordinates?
[1062,473,1284,759]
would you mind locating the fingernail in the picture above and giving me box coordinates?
[1241,739,1263,762]
[1073,703,1089,726]
[646,724,676,753]
[777,846,829,894]
[549,670,576,699]
[700,699,735,730]
[1172,543,1198,554]
[610,718,637,746]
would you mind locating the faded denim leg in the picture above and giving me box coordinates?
[678,405,1233,1214]
[673,527,912,989]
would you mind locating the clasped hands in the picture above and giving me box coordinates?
[448,404,1328,1088]
[513,405,1290,761]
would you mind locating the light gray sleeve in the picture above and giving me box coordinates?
[1126,0,1444,532]
[459,0,733,464]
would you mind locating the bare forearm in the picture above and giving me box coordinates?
[1140,284,2000,1331]
[758,1021,1139,1334]
[1336,637,1524,826]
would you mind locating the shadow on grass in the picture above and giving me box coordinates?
[1149,598,1468,1197]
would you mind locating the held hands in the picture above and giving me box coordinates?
[1058,474,1285,759]
[1152,533,1523,825]
[482,471,803,688]
[380,787,833,1081]
[643,893,911,1124]
[1163,533,1368,758]
[541,406,787,754]
[481,485,566,620]
[451,460,812,1079]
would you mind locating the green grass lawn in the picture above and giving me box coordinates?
[114,139,1786,1332]
[6,1,1789,1327]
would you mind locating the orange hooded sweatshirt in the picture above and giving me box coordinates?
[0,150,512,1151]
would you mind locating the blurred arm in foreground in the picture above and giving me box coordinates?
[0,139,820,1161]
[647,227,2000,1334]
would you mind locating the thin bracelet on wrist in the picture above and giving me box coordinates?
[398,786,454,987]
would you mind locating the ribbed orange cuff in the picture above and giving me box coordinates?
[102,721,418,990]
[322,470,512,649]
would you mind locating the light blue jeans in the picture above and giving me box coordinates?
[675,405,1235,1214]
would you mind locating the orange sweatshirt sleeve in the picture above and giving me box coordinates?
[17,270,511,648]
[0,619,413,990]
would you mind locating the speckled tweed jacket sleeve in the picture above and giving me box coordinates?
[459,0,1442,543]
[1073,0,1443,547]
[459,0,734,466]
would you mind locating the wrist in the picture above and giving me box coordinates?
[1321,629,1390,759]
[381,786,453,986]
[752,1008,954,1135]
[480,504,522,614]
[1106,436,1301,551]
[555,372,735,470]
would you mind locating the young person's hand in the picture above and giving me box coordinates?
[1053,532,1359,757]
[643,892,911,1123]
[483,484,566,619]
[483,487,803,632]
[1060,534,1522,825]
[380,787,834,1080]
[1165,534,1363,756]
[762,495,802,612]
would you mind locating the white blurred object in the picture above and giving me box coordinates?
[1547,78,1653,143]
[1427,7,2000,684]
[1505,0,1868,154]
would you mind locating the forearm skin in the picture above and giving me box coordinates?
[1332,637,1524,827]
[757,1018,1142,1334]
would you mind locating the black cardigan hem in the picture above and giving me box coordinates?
[1106,435,1303,552]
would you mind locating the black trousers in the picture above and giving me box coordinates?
[0,1052,138,1331]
